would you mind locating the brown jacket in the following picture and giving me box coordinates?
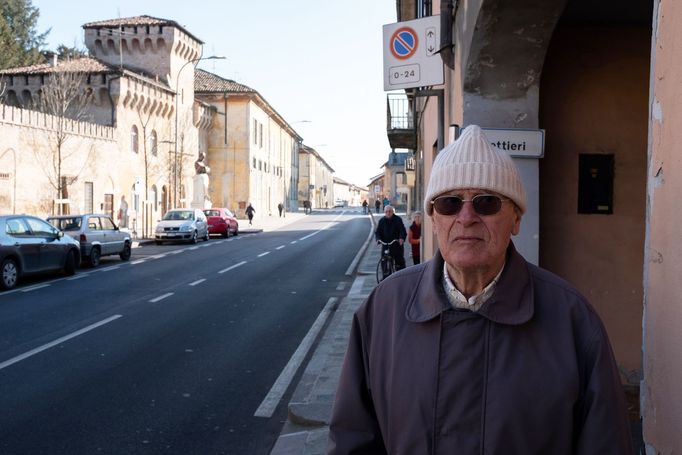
[328,245,633,454]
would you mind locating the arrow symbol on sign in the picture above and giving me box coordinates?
[427,31,434,38]
[428,46,435,52]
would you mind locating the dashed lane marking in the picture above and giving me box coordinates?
[149,292,174,303]
[257,252,270,258]
[218,261,247,274]
[189,279,206,286]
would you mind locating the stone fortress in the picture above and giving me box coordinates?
[0,15,324,237]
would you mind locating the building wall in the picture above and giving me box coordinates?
[539,26,649,377]
[643,0,682,450]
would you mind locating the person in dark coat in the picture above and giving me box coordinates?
[407,210,422,265]
[245,203,255,225]
[277,202,284,217]
[374,205,407,271]
[328,125,633,454]
[374,199,381,213]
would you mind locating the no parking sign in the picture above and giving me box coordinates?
[383,15,443,90]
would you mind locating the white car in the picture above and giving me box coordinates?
[155,209,209,244]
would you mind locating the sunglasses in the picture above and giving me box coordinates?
[430,194,510,216]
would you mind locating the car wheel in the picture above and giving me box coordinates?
[190,231,198,244]
[88,247,101,267]
[233,226,239,236]
[203,229,210,242]
[64,250,77,276]
[222,229,229,238]
[1,258,19,290]
[119,242,132,261]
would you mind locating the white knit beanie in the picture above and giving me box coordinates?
[424,125,527,215]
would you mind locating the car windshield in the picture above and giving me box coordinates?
[204,210,220,217]
[48,217,82,231]
[163,210,194,221]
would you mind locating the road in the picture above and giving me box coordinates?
[0,210,369,454]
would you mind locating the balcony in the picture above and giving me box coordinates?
[386,94,416,150]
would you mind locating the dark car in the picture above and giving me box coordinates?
[47,214,132,267]
[203,208,239,238]
[0,215,81,290]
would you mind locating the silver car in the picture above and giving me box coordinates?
[47,214,132,267]
[0,215,81,290]
[155,209,209,244]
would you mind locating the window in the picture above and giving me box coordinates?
[151,185,158,210]
[259,123,263,148]
[25,217,58,237]
[253,158,257,169]
[149,130,158,156]
[253,119,258,145]
[5,218,29,236]
[131,125,139,153]
[84,182,94,213]
[100,216,116,230]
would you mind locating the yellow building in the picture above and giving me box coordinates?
[194,70,301,219]
[298,144,334,209]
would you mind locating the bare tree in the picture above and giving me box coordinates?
[33,70,94,214]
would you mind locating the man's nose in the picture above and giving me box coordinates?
[456,200,479,224]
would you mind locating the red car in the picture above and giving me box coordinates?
[203,208,239,237]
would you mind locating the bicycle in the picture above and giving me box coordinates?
[376,239,399,283]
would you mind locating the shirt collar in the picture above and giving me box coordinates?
[442,262,504,312]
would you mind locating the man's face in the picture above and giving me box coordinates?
[384,208,394,218]
[431,189,521,274]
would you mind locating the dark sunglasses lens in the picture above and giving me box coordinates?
[472,195,502,215]
[434,197,463,215]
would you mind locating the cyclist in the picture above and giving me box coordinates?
[375,205,407,271]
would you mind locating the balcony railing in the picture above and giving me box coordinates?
[386,94,416,149]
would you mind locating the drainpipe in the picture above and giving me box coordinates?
[440,0,456,69]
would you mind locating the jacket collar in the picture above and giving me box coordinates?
[405,243,534,325]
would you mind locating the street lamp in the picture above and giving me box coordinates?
[172,55,226,208]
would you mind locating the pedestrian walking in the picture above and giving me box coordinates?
[277,202,284,217]
[328,125,633,454]
[245,203,255,225]
[407,211,422,265]
[117,195,128,228]
[374,199,381,213]
[362,200,368,214]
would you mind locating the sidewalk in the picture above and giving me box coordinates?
[270,211,411,455]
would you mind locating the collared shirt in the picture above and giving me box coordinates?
[442,262,504,312]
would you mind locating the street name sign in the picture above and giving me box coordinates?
[480,127,545,158]
[383,15,443,91]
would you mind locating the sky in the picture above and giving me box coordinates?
[31,0,398,187]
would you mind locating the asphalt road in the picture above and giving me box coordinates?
[0,210,369,454]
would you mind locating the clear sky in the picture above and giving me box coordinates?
[31,0,398,187]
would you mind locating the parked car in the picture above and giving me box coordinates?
[0,214,81,290]
[47,214,132,267]
[155,208,209,244]
[203,208,239,238]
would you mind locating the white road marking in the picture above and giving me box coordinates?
[299,231,318,240]
[257,252,270,258]
[150,254,167,259]
[66,275,88,281]
[254,297,338,418]
[168,250,183,255]
[218,261,247,274]
[131,259,145,265]
[0,314,123,371]
[21,284,50,292]
[189,279,206,286]
[276,245,285,250]
[98,265,120,272]
[290,240,297,244]
[149,292,174,303]
[336,282,347,291]
[188,246,199,250]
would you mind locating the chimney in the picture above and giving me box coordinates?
[51,54,58,67]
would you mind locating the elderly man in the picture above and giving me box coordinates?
[375,205,407,271]
[328,125,633,454]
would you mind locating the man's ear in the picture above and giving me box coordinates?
[511,207,522,236]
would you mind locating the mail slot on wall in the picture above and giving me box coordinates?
[578,154,614,214]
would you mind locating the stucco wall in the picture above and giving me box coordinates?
[539,26,649,377]
[643,0,682,450]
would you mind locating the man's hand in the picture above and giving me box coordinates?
[399,239,404,246]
